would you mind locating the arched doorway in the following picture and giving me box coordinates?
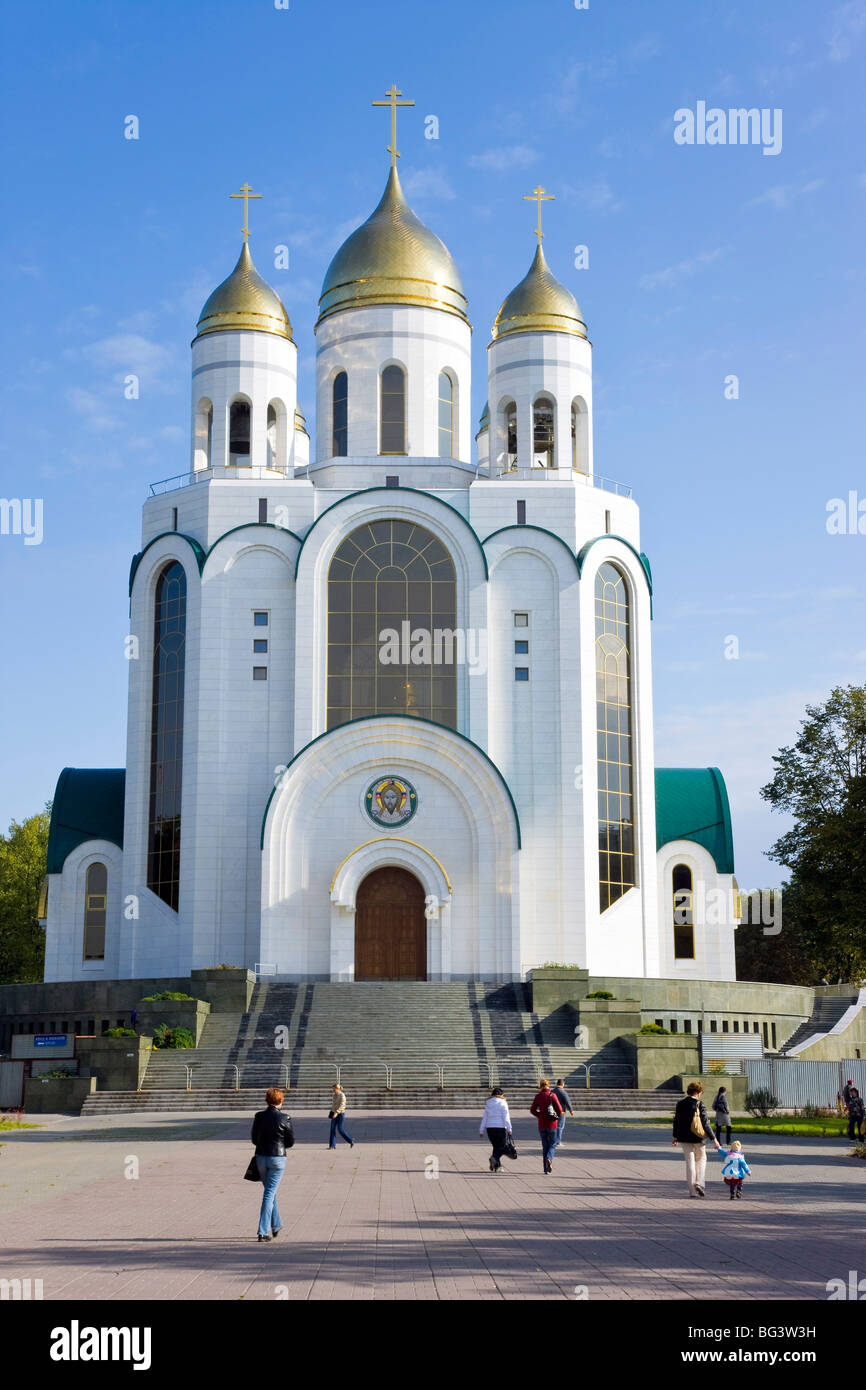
[355,867,426,980]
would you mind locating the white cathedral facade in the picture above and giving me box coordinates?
[43,127,739,986]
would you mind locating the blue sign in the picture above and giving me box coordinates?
[34,1035,68,1048]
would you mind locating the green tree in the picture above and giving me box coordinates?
[0,807,50,983]
[761,685,866,982]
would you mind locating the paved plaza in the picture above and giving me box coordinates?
[0,1110,861,1301]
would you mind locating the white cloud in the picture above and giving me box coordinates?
[828,0,866,60]
[81,332,175,387]
[562,179,624,214]
[65,386,119,432]
[402,168,456,200]
[640,247,725,291]
[745,179,824,211]
[467,144,538,173]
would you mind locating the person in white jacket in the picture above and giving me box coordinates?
[479,1087,512,1172]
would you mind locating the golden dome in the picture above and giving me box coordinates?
[491,244,587,342]
[195,242,292,342]
[317,167,469,327]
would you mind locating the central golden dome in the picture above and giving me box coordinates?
[317,167,469,327]
[491,243,587,342]
[195,242,292,342]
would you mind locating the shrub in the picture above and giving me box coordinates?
[140,991,196,1002]
[800,1103,835,1119]
[152,1024,195,1050]
[707,1059,728,1075]
[538,962,581,969]
[104,1027,137,1038]
[585,990,615,1000]
[214,964,243,970]
[38,1068,76,1079]
[638,1023,670,1035]
[745,1087,778,1117]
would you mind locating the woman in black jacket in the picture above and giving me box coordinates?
[672,1081,720,1197]
[251,1087,294,1242]
[712,1085,732,1145]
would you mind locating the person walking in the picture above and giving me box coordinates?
[672,1081,720,1197]
[530,1077,562,1174]
[551,1078,574,1150]
[717,1141,752,1200]
[846,1087,865,1142]
[479,1086,512,1172]
[712,1085,732,1145]
[250,1087,294,1242]
[328,1083,355,1149]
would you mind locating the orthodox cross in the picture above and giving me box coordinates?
[372,85,415,168]
[523,185,554,244]
[230,183,262,244]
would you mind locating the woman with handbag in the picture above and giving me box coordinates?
[249,1087,294,1242]
[328,1083,355,1149]
[672,1081,720,1197]
[530,1077,563,1174]
[479,1086,513,1172]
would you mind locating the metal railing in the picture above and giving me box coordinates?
[149,463,291,496]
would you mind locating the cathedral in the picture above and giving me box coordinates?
[42,95,738,987]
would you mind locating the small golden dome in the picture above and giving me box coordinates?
[317,167,469,327]
[195,242,292,342]
[491,244,587,342]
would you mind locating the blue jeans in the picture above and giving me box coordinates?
[540,1127,557,1166]
[256,1155,285,1236]
[554,1116,567,1148]
[329,1113,354,1147]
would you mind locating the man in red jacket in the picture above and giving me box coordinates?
[530,1077,563,1174]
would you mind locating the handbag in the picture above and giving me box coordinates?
[328,1110,335,1118]
[244,1155,262,1182]
[503,1135,518,1161]
[690,1101,706,1140]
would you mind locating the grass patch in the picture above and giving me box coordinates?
[639,1113,851,1137]
[0,1120,41,1131]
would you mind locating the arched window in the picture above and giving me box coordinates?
[194,399,213,472]
[332,371,348,457]
[327,519,457,731]
[267,403,277,469]
[533,396,555,468]
[438,371,454,458]
[571,397,588,473]
[380,365,406,454]
[595,562,635,911]
[83,862,107,961]
[503,400,517,470]
[672,864,695,959]
[229,399,251,466]
[147,561,186,910]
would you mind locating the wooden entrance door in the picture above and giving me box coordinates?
[355,867,427,981]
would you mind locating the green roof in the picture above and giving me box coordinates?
[46,768,126,874]
[655,767,734,873]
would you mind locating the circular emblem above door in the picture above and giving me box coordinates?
[364,775,418,828]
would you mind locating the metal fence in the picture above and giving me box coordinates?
[744,1058,866,1108]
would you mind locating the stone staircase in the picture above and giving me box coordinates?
[80,980,654,1115]
[779,993,860,1055]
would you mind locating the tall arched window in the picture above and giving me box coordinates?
[595,562,635,911]
[327,519,457,730]
[502,400,517,471]
[332,371,348,456]
[438,371,454,457]
[147,561,186,910]
[380,365,406,454]
[229,399,251,466]
[83,862,107,961]
[533,396,555,468]
[672,864,695,959]
[571,397,588,473]
[194,399,213,472]
[267,403,277,469]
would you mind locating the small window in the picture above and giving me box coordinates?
[254,612,268,626]
[697,1019,703,1033]
[253,667,268,681]
[74,1020,82,1035]
[771,1022,777,1049]
[116,1018,124,1029]
[762,1021,769,1047]
[604,509,612,534]
[670,1019,678,1033]
[753,1021,760,1034]
[514,613,529,627]
[253,639,268,654]
[710,1020,718,1034]
[101,1020,109,1036]
[683,1019,692,1034]
[515,668,529,681]
[61,1020,69,1032]
[733,1021,739,1033]
[171,507,178,532]
[258,498,267,524]
[722,1020,729,1033]
[87,1019,95,1035]
[654,1019,663,1029]
[385,475,399,488]
[516,499,526,525]
[514,640,529,654]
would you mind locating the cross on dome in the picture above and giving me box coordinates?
[230,182,262,244]
[371,84,415,168]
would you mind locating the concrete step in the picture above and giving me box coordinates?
[81,1087,681,1116]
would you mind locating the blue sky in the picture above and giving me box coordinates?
[0,0,864,889]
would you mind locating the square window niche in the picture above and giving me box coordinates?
[253,612,268,627]
[253,667,268,681]
[514,668,529,681]
[514,613,529,627]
